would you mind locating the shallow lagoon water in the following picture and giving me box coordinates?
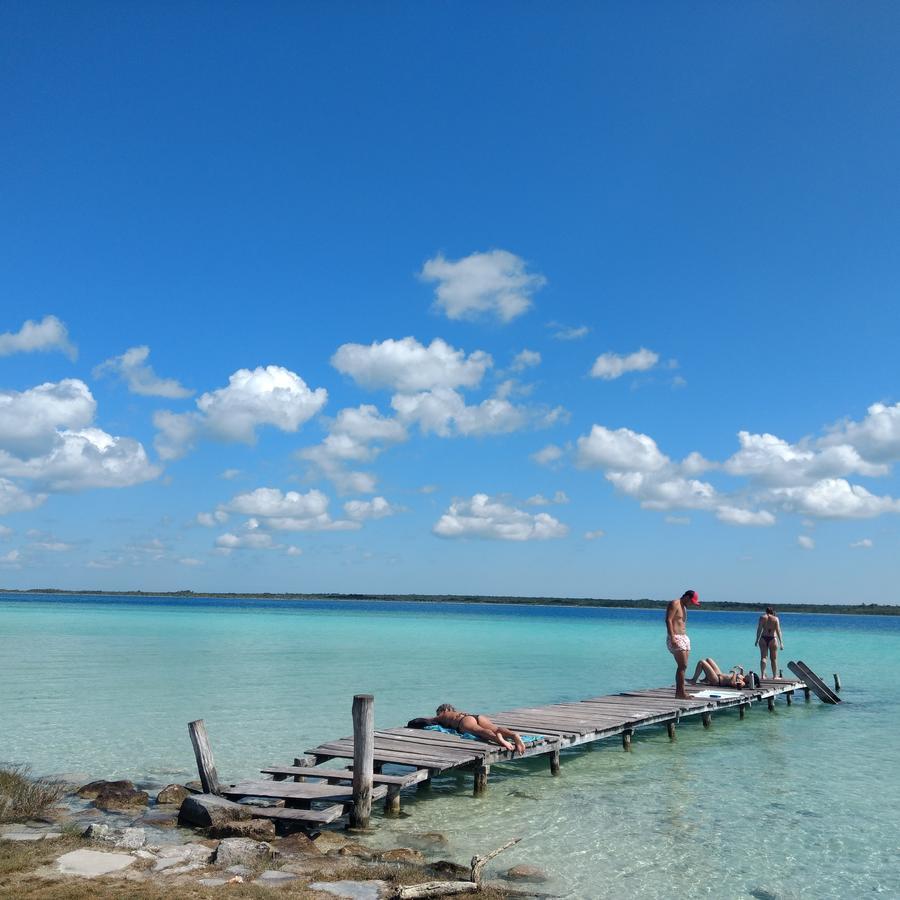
[2,593,898,898]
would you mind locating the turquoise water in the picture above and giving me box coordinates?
[1,594,898,898]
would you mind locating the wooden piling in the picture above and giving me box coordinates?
[786,690,793,706]
[350,694,374,829]
[550,748,561,775]
[384,785,401,815]
[833,673,842,692]
[767,696,775,711]
[701,712,711,729]
[804,687,811,701]
[622,728,633,751]
[473,763,490,795]
[739,703,746,720]
[188,719,221,795]
[666,721,676,741]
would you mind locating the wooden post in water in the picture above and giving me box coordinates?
[804,687,811,701]
[350,694,374,829]
[739,703,747,720]
[384,786,401,815]
[621,728,634,751]
[666,721,676,741]
[473,763,490,795]
[767,696,775,711]
[786,690,793,706]
[701,712,711,729]
[188,720,221,795]
[778,669,783,678]
[550,748,561,775]
[833,673,842,692]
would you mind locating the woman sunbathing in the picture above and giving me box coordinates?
[407,704,526,754]
[687,658,748,689]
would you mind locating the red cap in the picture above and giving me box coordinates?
[683,590,700,605]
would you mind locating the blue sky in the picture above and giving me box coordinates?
[1,3,899,603]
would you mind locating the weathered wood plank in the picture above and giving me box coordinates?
[224,780,389,803]
[260,766,428,787]
[243,803,345,824]
[788,660,840,704]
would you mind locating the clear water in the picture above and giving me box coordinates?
[1,594,897,898]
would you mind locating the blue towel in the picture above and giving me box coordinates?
[424,724,544,744]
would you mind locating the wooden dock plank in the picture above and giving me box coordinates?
[243,803,345,825]
[788,660,840,704]
[224,780,389,803]
[259,766,429,787]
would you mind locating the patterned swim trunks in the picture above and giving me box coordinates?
[666,634,691,654]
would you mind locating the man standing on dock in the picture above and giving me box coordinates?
[666,589,700,699]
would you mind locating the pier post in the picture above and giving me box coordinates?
[767,696,775,711]
[833,673,842,692]
[778,669,783,678]
[473,763,490,795]
[804,687,811,701]
[350,694,374,829]
[384,786,401,815]
[666,721,676,741]
[701,712,711,729]
[622,728,633,751]
[739,703,747,720]
[188,720,221,795]
[786,690,793,706]
[550,748,561,775]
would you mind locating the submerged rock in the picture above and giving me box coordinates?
[156,784,190,805]
[77,780,149,810]
[401,831,449,850]
[376,847,425,864]
[504,863,550,883]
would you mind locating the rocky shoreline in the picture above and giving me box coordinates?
[0,775,556,899]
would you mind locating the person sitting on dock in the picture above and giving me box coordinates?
[755,606,784,679]
[666,589,700,699]
[409,705,527,754]
[687,658,747,689]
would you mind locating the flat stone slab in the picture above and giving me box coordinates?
[199,877,229,886]
[55,849,136,878]
[1,828,63,842]
[309,880,389,900]
[254,870,299,885]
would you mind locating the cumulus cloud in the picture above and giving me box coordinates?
[0,549,21,567]
[824,401,900,464]
[715,506,776,527]
[584,529,605,540]
[421,250,546,322]
[196,510,229,527]
[798,534,815,550]
[392,388,527,437]
[215,531,278,551]
[525,491,569,506]
[94,346,193,398]
[607,471,719,511]
[0,478,46,514]
[154,366,327,460]
[343,496,401,521]
[433,493,568,541]
[576,425,668,472]
[0,380,95,458]
[850,538,873,548]
[769,478,900,519]
[218,487,359,533]
[590,348,659,380]
[332,337,490,393]
[0,315,76,360]
[532,444,564,466]
[510,350,541,372]
[549,323,589,341]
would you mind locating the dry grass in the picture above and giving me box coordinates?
[0,767,66,825]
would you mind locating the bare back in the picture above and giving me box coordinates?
[667,599,686,635]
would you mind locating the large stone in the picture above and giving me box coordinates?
[77,780,149,810]
[376,847,425,865]
[0,826,62,842]
[178,794,252,828]
[214,837,274,868]
[254,870,298,886]
[309,881,389,900]
[312,830,353,853]
[55,849,135,878]
[83,823,111,841]
[156,784,190,805]
[430,860,471,880]
[504,863,550,883]
[115,827,146,850]
[327,842,374,860]
[208,818,276,840]
[276,831,321,856]
[152,843,216,872]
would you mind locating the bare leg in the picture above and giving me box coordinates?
[687,660,706,683]
[497,726,526,755]
[759,641,768,678]
[769,644,778,678]
[673,649,689,698]
[463,720,514,752]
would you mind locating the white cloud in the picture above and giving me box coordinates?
[196,510,228,527]
[532,444,563,466]
[584,529,605,540]
[0,379,95,458]
[549,323,589,341]
[576,425,668,472]
[0,478,46,514]
[0,315,76,360]
[221,468,241,480]
[219,487,359,533]
[392,388,527,437]
[798,534,815,550]
[590,348,659,380]
[286,545,303,557]
[0,524,12,539]
[421,250,546,322]
[0,428,161,491]
[419,484,439,494]
[850,538,873,548]
[510,349,541,373]
[525,491,569,506]
[824,401,900,464]
[154,365,327,460]
[215,531,278,551]
[343,496,400,521]
[332,337,491,392]
[665,515,690,526]
[29,540,73,551]
[724,431,886,486]
[770,478,900,520]
[0,549,21,567]
[433,493,568,541]
[715,506,776,527]
[94,346,193,398]
[606,471,719,511]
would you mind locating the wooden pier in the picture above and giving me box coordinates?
[188,660,838,831]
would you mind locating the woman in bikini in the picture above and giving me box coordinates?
[687,658,748,688]
[435,704,526,754]
[755,606,784,678]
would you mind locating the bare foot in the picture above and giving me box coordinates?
[499,738,515,752]
[675,692,689,699]
[514,737,526,755]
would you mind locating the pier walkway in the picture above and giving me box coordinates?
[189,667,831,830]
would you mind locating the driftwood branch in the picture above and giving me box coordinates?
[393,837,522,898]
[471,836,522,884]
